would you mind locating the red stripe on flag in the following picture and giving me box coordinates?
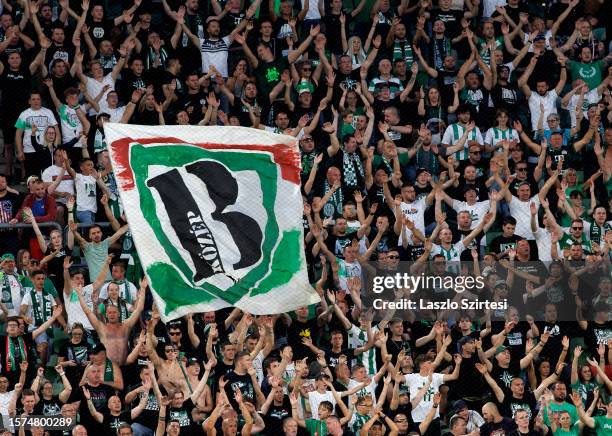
[109,137,301,191]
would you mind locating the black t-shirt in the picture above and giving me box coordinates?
[480,416,517,436]
[87,19,116,47]
[0,68,31,115]
[491,359,521,393]
[44,45,75,73]
[223,371,255,411]
[168,398,197,436]
[102,411,132,434]
[448,354,486,400]
[175,91,207,124]
[324,348,356,370]
[430,9,463,37]
[321,12,351,55]
[0,333,36,385]
[488,234,523,256]
[491,83,520,118]
[499,390,536,421]
[34,395,63,416]
[77,383,114,429]
[287,318,320,360]
[264,396,291,434]
[128,381,160,430]
[584,321,612,356]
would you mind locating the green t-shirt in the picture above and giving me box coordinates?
[83,239,112,282]
[553,424,580,436]
[371,153,409,174]
[568,60,604,90]
[305,418,328,436]
[544,402,579,428]
[594,415,612,435]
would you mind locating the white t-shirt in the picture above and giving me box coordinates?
[442,123,484,160]
[398,197,427,243]
[348,378,377,405]
[348,324,379,375]
[0,273,25,317]
[508,194,540,240]
[74,173,98,213]
[14,107,58,153]
[452,199,490,229]
[58,104,84,146]
[534,227,554,262]
[20,290,57,331]
[308,390,336,420]
[430,241,465,261]
[85,73,115,115]
[65,285,95,330]
[528,89,558,131]
[42,165,75,201]
[404,372,445,422]
[484,127,519,152]
[482,0,507,18]
[199,36,232,78]
[99,280,138,304]
[303,0,321,20]
[108,105,127,123]
[561,89,600,129]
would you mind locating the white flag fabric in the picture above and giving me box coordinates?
[104,123,319,321]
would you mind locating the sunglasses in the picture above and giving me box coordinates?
[517,167,527,172]
[169,332,182,336]
[388,255,400,259]
[165,349,178,353]
[302,137,314,142]
[571,226,583,230]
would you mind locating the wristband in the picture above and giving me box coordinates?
[59,372,65,376]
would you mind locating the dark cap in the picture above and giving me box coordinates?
[416,167,429,178]
[91,343,107,354]
[186,358,199,367]
[494,280,508,289]
[533,35,546,42]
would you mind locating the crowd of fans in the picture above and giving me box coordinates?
[0,0,611,435]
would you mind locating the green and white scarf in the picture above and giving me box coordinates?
[342,151,364,188]
[31,290,53,330]
[393,39,414,67]
[590,222,612,246]
[6,336,27,372]
[301,151,316,175]
[323,180,344,219]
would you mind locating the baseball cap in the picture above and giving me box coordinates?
[186,358,200,367]
[494,280,508,289]
[1,254,15,262]
[495,345,508,356]
[416,167,429,177]
[91,343,107,354]
[533,35,546,42]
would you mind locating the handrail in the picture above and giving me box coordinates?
[0,222,63,233]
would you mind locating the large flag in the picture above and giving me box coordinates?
[105,124,319,321]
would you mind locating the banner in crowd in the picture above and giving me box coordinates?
[105,123,319,321]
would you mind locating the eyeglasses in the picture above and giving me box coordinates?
[388,255,400,259]
[169,332,181,336]
[302,137,314,142]
[571,226,583,230]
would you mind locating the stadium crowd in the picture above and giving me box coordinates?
[0,0,612,435]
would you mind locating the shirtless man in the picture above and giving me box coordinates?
[88,342,124,391]
[146,318,191,394]
[186,358,215,421]
[76,277,146,365]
